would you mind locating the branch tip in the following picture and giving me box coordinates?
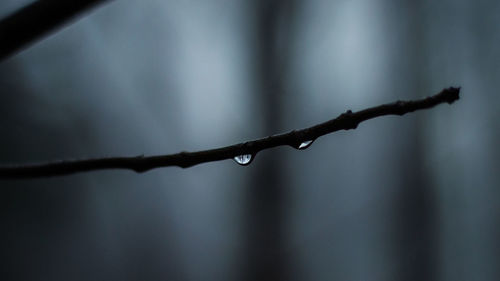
[442,86,460,104]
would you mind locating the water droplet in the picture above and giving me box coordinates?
[233,154,253,166]
[297,140,314,150]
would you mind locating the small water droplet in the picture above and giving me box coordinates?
[233,154,253,166]
[297,140,314,150]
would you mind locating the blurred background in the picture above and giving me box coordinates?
[1,0,499,280]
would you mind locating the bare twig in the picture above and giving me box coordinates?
[0,0,111,61]
[0,87,460,178]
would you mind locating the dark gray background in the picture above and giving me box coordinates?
[1,0,499,280]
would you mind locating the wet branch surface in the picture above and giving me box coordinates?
[0,87,460,179]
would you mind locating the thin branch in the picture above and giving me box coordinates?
[0,0,111,61]
[0,87,460,179]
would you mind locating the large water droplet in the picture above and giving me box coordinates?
[297,140,314,150]
[233,154,253,166]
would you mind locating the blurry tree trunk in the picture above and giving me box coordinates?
[391,1,436,280]
[241,0,298,280]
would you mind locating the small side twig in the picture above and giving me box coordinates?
[0,0,111,61]
[0,87,460,179]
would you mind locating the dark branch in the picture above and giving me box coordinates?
[0,87,460,179]
[0,0,111,61]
